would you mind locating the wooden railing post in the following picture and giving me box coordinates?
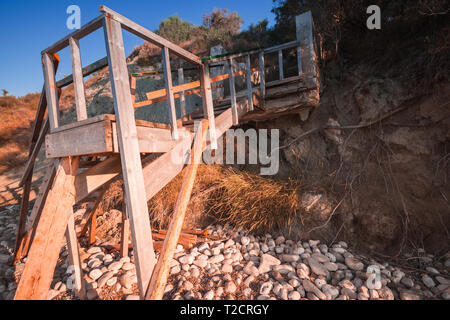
[177,68,187,118]
[103,15,156,299]
[226,59,238,125]
[69,37,88,121]
[42,53,60,129]
[278,49,284,80]
[162,46,179,140]
[259,52,265,99]
[296,11,317,85]
[200,62,217,149]
[245,55,254,112]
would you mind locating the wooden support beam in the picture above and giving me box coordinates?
[13,175,32,264]
[259,52,265,99]
[245,55,254,111]
[226,59,238,125]
[14,157,79,300]
[42,53,60,129]
[177,68,186,117]
[19,118,49,187]
[69,37,88,121]
[103,16,156,299]
[278,49,284,80]
[146,119,209,300]
[200,63,217,149]
[162,46,179,140]
[65,212,86,299]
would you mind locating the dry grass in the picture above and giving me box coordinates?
[97,164,304,236]
[206,168,302,235]
[0,93,41,173]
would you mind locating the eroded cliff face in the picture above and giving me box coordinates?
[260,66,449,256]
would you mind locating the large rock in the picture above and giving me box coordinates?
[258,254,281,273]
[307,257,329,277]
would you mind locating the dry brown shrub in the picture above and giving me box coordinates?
[206,168,303,235]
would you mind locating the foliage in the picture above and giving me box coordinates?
[202,9,243,48]
[156,14,194,44]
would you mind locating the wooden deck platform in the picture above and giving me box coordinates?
[45,114,191,158]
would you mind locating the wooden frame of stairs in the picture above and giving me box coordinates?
[12,6,317,300]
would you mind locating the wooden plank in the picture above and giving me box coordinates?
[42,53,60,129]
[45,120,111,158]
[146,119,209,300]
[245,55,254,111]
[178,68,186,117]
[65,212,86,299]
[74,156,121,204]
[263,40,300,54]
[103,16,156,299]
[99,6,201,65]
[278,49,284,80]
[162,46,179,140]
[112,122,189,154]
[69,37,88,121]
[56,57,108,88]
[295,11,316,77]
[42,15,104,54]
[200,63,217,149]
[50,114,111,134]
[139,68,256,108]
[14,157,79,300]
[227,59,238,125]
[259,52,265,98]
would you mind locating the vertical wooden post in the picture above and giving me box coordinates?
[200,63,217,149]
[258,52,265,99]
[278,49,284,80]
[296,11,316,80]
[146,120,209,300]
[120,201,130,258]
[103,16,156,299]
[65,212,85,299]
[177,68,186,118]
[245,55,254,111]
[162,46,179,140]
[296,46,302,76]
[69,37,88,121]
[42,53,60,129]
[226,59,238,125]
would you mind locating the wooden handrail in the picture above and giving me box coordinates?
[135,67,257,108]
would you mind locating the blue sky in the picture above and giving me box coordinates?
[0,0,276,97]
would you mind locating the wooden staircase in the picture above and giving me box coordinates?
[12,6,318,300]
